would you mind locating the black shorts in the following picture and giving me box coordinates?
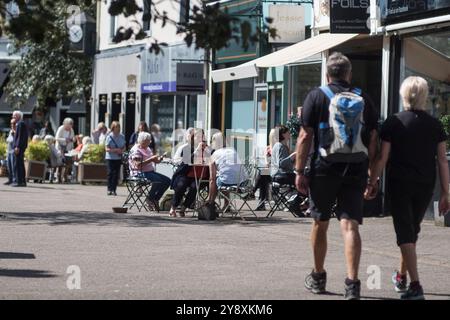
[388,179,434,246]
[309,175,366,224]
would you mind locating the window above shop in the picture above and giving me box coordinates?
[143,0,151,32]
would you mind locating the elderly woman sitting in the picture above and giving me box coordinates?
[129,132,170,211]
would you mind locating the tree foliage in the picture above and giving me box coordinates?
[2,1,93,109]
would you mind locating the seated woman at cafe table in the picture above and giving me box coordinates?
[169,128,212,217]
[129,132,171,211]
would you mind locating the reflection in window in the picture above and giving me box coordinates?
[291,63,321,111]
[403,30,450,117]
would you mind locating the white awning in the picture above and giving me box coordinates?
[211,33,359,82]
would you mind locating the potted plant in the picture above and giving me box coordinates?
[0,135,8,177]
[439,115,450,153]
[78,143,107,184]
[24,140,50,181]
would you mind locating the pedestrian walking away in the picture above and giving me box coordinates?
[365,76,450,300]
[295,52,379,300]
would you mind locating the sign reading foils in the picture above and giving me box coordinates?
[330,0,370,34]
[176,63,205,92]
[268,4,305,43]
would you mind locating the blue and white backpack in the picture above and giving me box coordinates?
[318,85,368,163]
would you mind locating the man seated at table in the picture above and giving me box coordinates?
[208,133,248,210]
[169,128,211,217]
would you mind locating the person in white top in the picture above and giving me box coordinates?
[55,118,75,153]
[208,134,247,207]
[55,118,75,183]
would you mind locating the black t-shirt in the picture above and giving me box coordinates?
[301,80,379,177]
[380,110,447,184]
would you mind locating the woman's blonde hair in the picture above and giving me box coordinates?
[110,121,120,132]
[268,128,278,149]
[400,76,429,111]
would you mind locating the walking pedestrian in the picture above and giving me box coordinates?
[365,76,450,300]
[295,52,379,300]
[12,111,28,187]
[4,118,16,185]
[105,121,126,196]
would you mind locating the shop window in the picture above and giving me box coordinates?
[291,63,321,112]
[403,30,450,117]
[232,78,254,101]
[150,95,175,156]
[179,0,190,24]
[110,15,117,40]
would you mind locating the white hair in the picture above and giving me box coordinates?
[400,76,429,111]
[12,110,23,120]
[82,136,92,145]
[211,132,224,150]
[44,135,55,144]
[137,132,152,145]
[63,117,74,125]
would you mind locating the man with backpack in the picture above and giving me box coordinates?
[294,52,379,300]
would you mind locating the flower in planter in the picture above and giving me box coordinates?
[25,140,51,162]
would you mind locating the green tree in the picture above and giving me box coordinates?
[2,1,94,110]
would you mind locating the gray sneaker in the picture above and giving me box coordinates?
[344,279,361,300]
[305,270,327,294]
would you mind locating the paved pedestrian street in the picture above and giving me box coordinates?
[0,178,449,300]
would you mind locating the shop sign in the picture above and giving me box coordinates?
[176,63,205,92]
[313,0,330,30]
[330,0,370,33]
[380,0,450,25]
[254,84,269,167]
[141,82,176,93]
[268,4,305,43]
[141,44,204,93]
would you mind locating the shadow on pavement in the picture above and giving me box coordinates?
[0,268,58,278]
[1,211,312,228]
[321,291,395,300]
[0,252,36,259]
[424,292,450,298]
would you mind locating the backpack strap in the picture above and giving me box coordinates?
[351,87,362,96]
[319,86,335,100]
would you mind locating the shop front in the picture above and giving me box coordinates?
[141,43,206,156]
[92,45,142,146]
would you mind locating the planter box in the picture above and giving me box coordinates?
[0,161,8,177]
[25,160,47,181]
[78,162,107,184]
